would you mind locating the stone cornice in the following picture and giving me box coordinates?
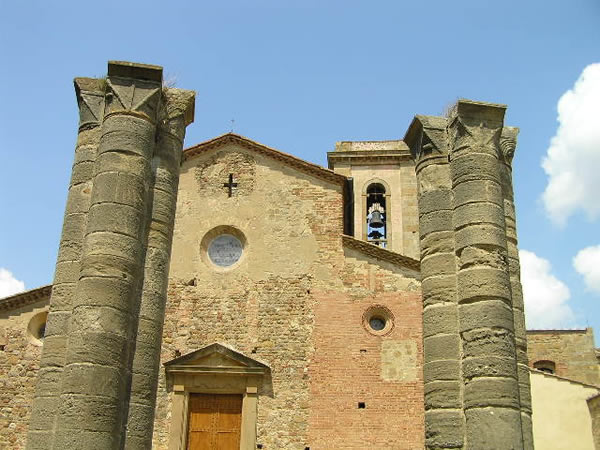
[0,285,51,313]
[342,234,421,274]
[183,133,347,186]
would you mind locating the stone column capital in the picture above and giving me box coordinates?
[447,99,507,159]
[500,126,519,166]
[74,77,105,130]
[104,61,163,123]
[404,115,448,165]
[162,88,195,124]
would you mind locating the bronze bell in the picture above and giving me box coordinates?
[369,211,384,228]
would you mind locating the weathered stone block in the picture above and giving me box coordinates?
[421,253,456,278]
[62,364,123,399]
[69,306,131,338]
[456,268,511,304]
[419,190,453,215]
[464,377,520,409]
[457,246,507,271]
[464,407,523,450]
[424,334,460,363]
[87,202,146,238]
[462,328,516,359]
[423,304,458,337]
[425,381,462,409]
[462,356,517,380]
[453,180,503,208]
[95,150,150,178]
[66,331,129,366]
[453,201,505,229]
[75,276,137,313]
[79,253,142,280]
[421,231,454,258]
[422,274,457,307]
[53,260,80,284]
[91,171,148,210]
[458,300,515,333]
[451,153,500,185]
[455,224,507,252]
[424,360,461,383]
[425,410,464,448]
[420,210,453,238]
[64,181,93,215]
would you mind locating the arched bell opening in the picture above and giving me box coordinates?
[366,183,387,248]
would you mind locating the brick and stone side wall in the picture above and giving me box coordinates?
[527,328,600,386]
[0,300,49,449]
[308,248,423,449]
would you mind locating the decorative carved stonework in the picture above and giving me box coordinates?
[500,126,519,165]
[104,77,162,122]
[404,115,448,164]
[447,115,503,158]
[74,78,105,130]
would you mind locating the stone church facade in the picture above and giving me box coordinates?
[0,61,598,449]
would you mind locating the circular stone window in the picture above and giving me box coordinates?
[363,305,394,336]
[201,226,247,270]
[208,234,243,267]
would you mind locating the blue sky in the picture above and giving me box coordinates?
[1,1,599,342]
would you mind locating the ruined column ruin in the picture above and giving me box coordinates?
[406,99,533,450]
[27,61,194,450]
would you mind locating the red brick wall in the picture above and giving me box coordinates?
[308,251,424,449]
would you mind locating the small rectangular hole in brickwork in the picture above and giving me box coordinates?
[257,445,263,449]
[358,402,366,409]
[305,447,310,450]
[0,345,5,351]
[360,349,367,353]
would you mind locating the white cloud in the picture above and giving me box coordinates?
[0,268,25,298]
[573,245,600,294]
[519,250,575,329]
[541,63,600,227]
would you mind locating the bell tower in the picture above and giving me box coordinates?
[327,140,419,259]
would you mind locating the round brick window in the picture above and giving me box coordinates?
[363,305,394,336]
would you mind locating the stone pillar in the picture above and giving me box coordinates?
[447,100,525,449]
[28,78,104,447]
[124,88,195,449]
[405,116,465,449]
[500,127,534,448]
[28,61,196,450]
[52,61,163,449]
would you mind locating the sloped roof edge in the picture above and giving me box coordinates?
[530,367,600,390]
[0,285,52,312]
[342,235,421,274]
[183,133,347,186]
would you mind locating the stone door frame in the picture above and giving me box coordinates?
[164,344,269,450]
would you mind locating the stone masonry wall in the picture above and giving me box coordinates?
[527,328,600,386]
[151,141,348,449]
[0,299,49,449]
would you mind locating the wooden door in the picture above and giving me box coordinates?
[187,394,243,450]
